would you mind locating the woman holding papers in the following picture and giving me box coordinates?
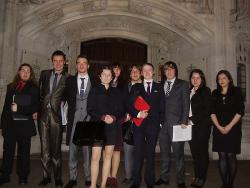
[188,69,212,188]
[0,63,39,186]
[87,65,123,188]
[211,70,245,188]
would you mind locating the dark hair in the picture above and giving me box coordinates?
[142,63,154,70]
[112,62,122,69]
[51,50,66,61]
[163,61,178,78]
[216,70,234,92]
[98,65,115,78]
[76,54,88,64]
[189,69,206,89]
[10,63,37,89]
[129,64,142,73]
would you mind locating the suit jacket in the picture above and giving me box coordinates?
[189,86,212,129]
[0,82,39,137]
[64,74,94,145]
[127,81,165,131]
[163,78,190,127]
[39,69,68,122]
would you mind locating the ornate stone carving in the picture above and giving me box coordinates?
[170,14,192,32]
[40,8,64,25]
[17,0,48,5]
[129,0,153,16]
[81,0,107,12]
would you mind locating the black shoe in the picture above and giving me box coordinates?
[122,178,133,185]
[147,186,154,188]
[38,178,51,186]
[0,176,10,185]
[55,179,63,187]
[195,179,205,188]
[19,177,28,186]
[155,178,169,186]
[190,178,198,187]
[85,180,91,186]
[177,183,187,188]
[130,184,140,188]
[65,180,77,188]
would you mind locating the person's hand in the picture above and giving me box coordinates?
[32,112,38,120]
[181,124,188,129]
[125,114,131,122]
[217,125,226,134]
[138,110,148,119]
[223,125,232,135]
[11,103,17,112]
[104,115,114,124]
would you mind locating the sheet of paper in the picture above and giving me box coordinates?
[61,102,68,126]
[172,125,192,142]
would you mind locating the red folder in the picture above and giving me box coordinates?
[132,96,150,126]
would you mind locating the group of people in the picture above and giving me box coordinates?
[0,50,245,188]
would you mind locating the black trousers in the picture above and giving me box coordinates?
[189,125,210,180]
[132,124,159,187]
[1,131,31,179]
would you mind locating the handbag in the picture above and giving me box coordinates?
[73,120,105,146]
[122,120,134,145]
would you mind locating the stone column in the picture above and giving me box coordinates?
[211,0,236,89]
[0,0,18,112]
[67,40,81,75]
[148,34,161,82]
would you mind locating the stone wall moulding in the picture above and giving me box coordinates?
[39,8,64,25]
[81,0,107,12]
[129,0,153,17]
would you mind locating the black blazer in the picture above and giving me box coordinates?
[64,74,95,145]
[127,81,165,131]
[87,84,124,124]
[0,82,39,137]
[189,86,212,129]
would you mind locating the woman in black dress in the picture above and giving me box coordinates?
[211,70,245,188]
[0,63,39,186]
[107,62,126,187]
[188,69,211,188]
[87,65,123,188]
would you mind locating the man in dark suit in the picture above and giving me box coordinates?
[155,61,189,188]
[64,55,92,188]
[38,50,68,187]
[128,63,165,188]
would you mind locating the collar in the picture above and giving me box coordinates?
[166,77,176,83]
[77,73,89,79]
[144,79,153,83]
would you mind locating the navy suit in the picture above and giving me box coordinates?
[128,81,164,187]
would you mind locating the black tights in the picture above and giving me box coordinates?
[218,152,237,187]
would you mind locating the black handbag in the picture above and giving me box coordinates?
[73,120,105,146]
[122,120,134,145]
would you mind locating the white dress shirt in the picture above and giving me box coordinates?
[143,79,153,93]
[164,77,176,94]
[77,74,89,95]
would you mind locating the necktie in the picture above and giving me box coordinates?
[166,81,171,96]
[146,82,151,94]
[52,73,58,92]
[80,78,85,97]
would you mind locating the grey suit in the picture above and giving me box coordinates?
[39,69,68,181]
[67,76,91,181]
[159,78,190,184]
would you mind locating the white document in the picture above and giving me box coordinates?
[61,102,68,126]
[172,125,192,142]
